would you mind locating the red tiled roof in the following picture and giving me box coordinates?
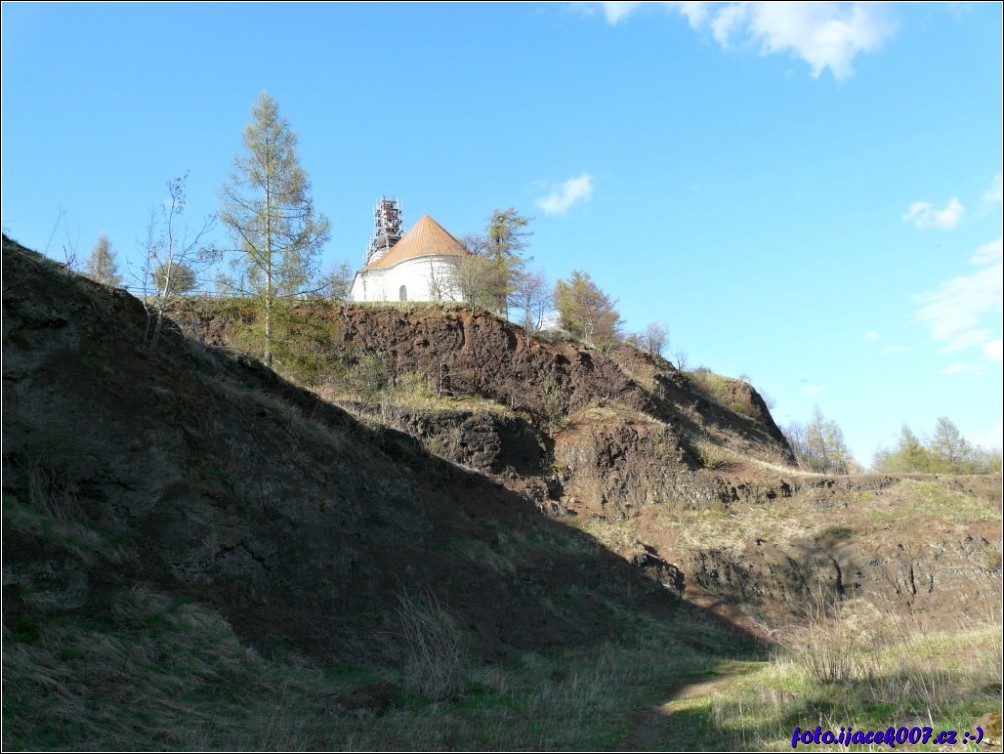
[367,214,469,269]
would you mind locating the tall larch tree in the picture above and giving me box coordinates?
[220,91,330,366]
[484,208,532,316]
[83,233,121,287]
[554,270,623,349]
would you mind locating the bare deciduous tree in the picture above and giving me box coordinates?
[454,255,506,313]
[643,322,669,356]
[427,259,464,302]
[513,268,551,334]
[313,262,353,301]
[44,207,80,269]
[143,173,216,351]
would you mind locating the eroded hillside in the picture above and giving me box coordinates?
[4,235,1000,750]
[164,290,1001,633]
[2,236,712,663]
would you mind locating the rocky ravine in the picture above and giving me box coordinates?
[164,288,1003,632]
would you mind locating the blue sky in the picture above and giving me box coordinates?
[3,2,1001,463]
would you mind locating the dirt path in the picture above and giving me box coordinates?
[618,675,736,751]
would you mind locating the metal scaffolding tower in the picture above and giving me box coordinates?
[365,197,403,265]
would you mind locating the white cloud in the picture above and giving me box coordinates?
[982,172,1003,210]
[970,237,1002,266]
[536,173,594,215]
[800,384,826,395]
[941,362,984,375]
[599,1,644,24]
[984,339,1003,362]
[593,2,899,80]
[863,330,880,341]
[915,237,1003,353]
[901,197,965,229]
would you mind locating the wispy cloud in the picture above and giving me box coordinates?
[863,330,880,341]
[597,1,645,24]
[901,197,965,229]
[981,172,1003,211]
[984,339,1003,362]
[941,362,984,376]
[536,173,594,215]
[591,2,898,80]
[970,237,1003,266]
[915,238,1003,353]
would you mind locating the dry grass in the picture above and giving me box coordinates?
[868,478,1000,526]
[574,515,644,555]
[394,590,470,699]
[3,578,761,751]
[691,440,728,470]
[561,402,661,426]
[703,600,1003,751]
[314,375,516,419]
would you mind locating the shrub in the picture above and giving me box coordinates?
[346,353,390,400]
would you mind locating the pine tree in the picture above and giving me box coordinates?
[220,92,330,366]
[873,419,999,474]
[873,425,934,473]
[84,234,121,287]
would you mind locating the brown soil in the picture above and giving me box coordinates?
[167,296,795,467]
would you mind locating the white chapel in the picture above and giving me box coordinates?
[350,199,472,303]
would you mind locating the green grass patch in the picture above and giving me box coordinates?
[816,525,854,547]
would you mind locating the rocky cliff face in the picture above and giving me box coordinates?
[2,237,697,664]
[161,288,1001,634]
[170,300,795,466]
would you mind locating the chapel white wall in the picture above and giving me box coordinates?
[351,256,464,303]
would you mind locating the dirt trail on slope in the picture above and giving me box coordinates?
[618,675,737,751]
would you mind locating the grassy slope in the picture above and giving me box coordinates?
[8,550,994,751]
[2,509,767,750]
[568,470,1002,751]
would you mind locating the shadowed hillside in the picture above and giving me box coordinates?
[4,235,1000,751]
[4,234,755,659]
[2,235,771,749]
